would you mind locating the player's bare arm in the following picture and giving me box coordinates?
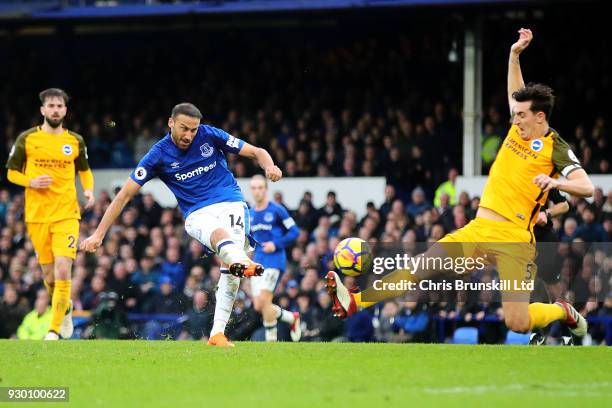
[536,200,569,226]
[549,200,570,217]
[533,169,594,198]
[79,178,142,252]
[238,143,282,181]
[508,28,532,112]
[82,189,95,210]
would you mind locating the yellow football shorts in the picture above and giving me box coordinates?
[438,216,537,290]
[26,218,80,264]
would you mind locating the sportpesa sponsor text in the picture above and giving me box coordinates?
[175,161,217,181]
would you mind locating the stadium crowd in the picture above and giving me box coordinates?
[2,22,609,201]
[1,14,611,344]
[1,178,611,343]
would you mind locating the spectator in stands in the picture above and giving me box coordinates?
[434,167,459,208]
[0,284,29,338]
[592,188,606,219]
[0,189,10,224]
[375,301,401,343]
[310,290,344,342]
[294,199,318,233]
[481,124,503,174]
[406,187,430,218]
[81,275,107,311]
[17,289,51,340]
[273,191,290,211]
[561,217,578,241]
[139,193,162,229]
[573,205,607,242]
[379,185,396,221]
[450,205,468,232]
[392,301,431,343]
[285,279,300,312]
[345,307,374,343]
[296,291,318,341]
[414,209,436,242]
[180,289,213,341]
[161,247,185,290]
[106,261,139,311]
[143,276,188,315]
[602,191,612,217]
[131,255,161,298]
[226,291,260,341]
[319,191,343,228]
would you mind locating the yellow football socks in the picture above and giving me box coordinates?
[49,280,71,334]
[528,302,566,330]
[43,279,55,299]
[353,292,376,309]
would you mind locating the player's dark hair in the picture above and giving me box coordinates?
[512,83,555,121]
[171,103,202,119]
[39,88,69,105]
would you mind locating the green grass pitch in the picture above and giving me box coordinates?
[1,340,611,407]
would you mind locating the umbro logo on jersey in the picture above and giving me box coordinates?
[200,143,214,158]
[170,162,180,169]
[62,144,73,155]
[530,139,543,152]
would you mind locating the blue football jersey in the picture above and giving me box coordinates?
[130,124,245,218]
[249,202,299,271]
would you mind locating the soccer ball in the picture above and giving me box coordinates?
[333,237,372,277]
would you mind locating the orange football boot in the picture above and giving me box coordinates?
[207,332,235,347]
[229,261,264,278]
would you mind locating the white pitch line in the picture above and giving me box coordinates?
[423,382,612,396]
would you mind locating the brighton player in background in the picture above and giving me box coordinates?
[81,103,281,348]
[326,28,595,339]
[249,175,300,342]
[6,88,95,340]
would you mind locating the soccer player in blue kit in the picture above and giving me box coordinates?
[81,103,282,347]
[249,175,300,342]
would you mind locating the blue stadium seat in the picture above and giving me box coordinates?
[505,331,531,345]
[452,327,478,344]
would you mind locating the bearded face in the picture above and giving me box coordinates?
[40,96,67,128]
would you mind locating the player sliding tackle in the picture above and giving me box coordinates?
[326,28,594,339]
[81,103,282,347]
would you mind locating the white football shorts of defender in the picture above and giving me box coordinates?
[185,201,252,256]
[251,268,281,297]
